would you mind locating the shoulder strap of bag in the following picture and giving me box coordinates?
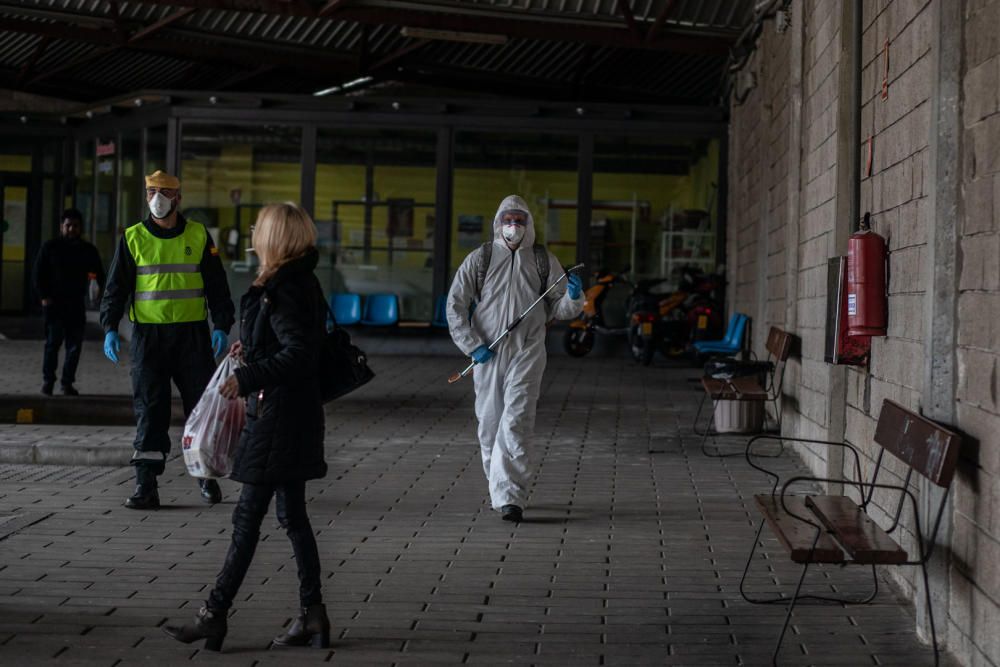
[475,241,492,300]
[533,244,549,296]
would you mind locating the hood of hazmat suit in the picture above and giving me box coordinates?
[446,194,583,510]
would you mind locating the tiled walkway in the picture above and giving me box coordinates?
[0,344,946,665]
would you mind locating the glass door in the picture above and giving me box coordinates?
[0,175,31,313]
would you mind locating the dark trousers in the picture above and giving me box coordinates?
[130,321,215,476]
[207,481,323,611]
[42,310,85,387]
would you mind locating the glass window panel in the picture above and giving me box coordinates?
[119,132,144,230]
[75,139,94,239]
[593,137,720,284]
[452,132,579,277]
[93,137,117,266]
[180,123,303,301]
[315,129,437,321]
[1,184,28,311]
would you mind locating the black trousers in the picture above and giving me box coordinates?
[207,481,323,611]
[42,308,85,387]
[130,321,215,476]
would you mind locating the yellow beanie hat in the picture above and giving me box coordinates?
[145,170,180,189]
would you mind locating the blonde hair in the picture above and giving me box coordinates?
[252,202,318,286]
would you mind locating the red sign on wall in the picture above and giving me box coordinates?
[96,141,116,157]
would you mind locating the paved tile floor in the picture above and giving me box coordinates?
[0,345,949,665]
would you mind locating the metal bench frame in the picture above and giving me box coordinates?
[694,326,793,457]
[740,399,961,665]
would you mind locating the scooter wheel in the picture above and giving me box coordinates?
[564,328,594,357]
[628,325,656,366]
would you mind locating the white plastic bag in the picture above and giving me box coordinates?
[182,356,246,479]
[87,273,101,307]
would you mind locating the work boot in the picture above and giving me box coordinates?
[60,384,79,397]
[124,466,160,510]
[199,479,222,504]
[41,382,53,396]
[272,603,330,648]
[501,505,523,523]
[163,606,228,652]
[124,483,160,510]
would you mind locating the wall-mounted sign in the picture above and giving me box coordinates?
[96,141,116,157]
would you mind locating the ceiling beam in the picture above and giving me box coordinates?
[617,0,642,42]
[16,36,52,86]
[121,0,733,54]
[646,0,677,43]
[368,38,429,73]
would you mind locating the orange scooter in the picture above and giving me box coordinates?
[564,267,633,357]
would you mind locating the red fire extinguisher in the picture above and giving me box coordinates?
[846,214,887,337]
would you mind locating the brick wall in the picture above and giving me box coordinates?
[726,0,1000,664]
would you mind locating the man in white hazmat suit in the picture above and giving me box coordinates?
[446,195,584,522]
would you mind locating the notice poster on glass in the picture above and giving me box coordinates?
[458,214,484,248]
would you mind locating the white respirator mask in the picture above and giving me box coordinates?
[148,192,175,219]
[502,224,525,245]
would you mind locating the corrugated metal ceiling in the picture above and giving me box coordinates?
[0,0,753,105]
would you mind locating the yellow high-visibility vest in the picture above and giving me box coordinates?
[125,221,207,324]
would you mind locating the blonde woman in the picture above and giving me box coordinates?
[164,203,329,651]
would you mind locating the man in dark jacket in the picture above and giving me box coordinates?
[100,170,236,510]
[32,208,105,396]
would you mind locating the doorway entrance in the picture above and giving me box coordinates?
[0,173,38,313]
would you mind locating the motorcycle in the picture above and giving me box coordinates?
[626,266,724,366]
[563,267,633,357]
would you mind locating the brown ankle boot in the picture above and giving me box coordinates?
[272,603,330,648]
[163,606,227,651]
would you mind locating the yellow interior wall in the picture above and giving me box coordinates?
[1,185,27,261]
[452,168,580,269]
[174,137,720,279]
[0,155,31,172]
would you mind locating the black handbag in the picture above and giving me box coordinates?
[317,288,375,403]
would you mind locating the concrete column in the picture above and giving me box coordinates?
[784,0,803,377]
[919,0,962,648]
[827,0,863,486]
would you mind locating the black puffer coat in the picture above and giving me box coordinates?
[230,249,327,485]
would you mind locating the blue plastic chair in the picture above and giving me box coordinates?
[361,294,399,326]
[693,313,748,355]
[330,293,362,326]
[432,295,448,328]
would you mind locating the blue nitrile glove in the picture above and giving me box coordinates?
[211,330,227,358]
[567,273,583,299]
[471,345,495,365]
[103,331,120,363]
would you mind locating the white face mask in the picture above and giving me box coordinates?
[502,224,525,245]
[149,192,175,219]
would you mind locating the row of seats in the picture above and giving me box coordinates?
[330,293,450,328]
[692,313,748,355]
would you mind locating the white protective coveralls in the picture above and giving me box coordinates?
[446,195,583,510]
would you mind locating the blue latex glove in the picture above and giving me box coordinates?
[471,345,495,365]
[567,273,583,299]
[211,330,227,358]
[103,331,120,363]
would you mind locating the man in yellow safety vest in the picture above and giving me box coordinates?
[100,171,235,510]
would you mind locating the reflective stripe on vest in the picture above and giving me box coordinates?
[125,221,208,324]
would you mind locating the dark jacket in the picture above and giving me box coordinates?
[230,248,327,485]
[100,214,235,334]
[32,236,105,316]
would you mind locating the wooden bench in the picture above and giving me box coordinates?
[741,398,961,665]
[695,326,793,457]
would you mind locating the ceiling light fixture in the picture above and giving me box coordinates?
[400,26,507,45]
[313,76,374,97]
